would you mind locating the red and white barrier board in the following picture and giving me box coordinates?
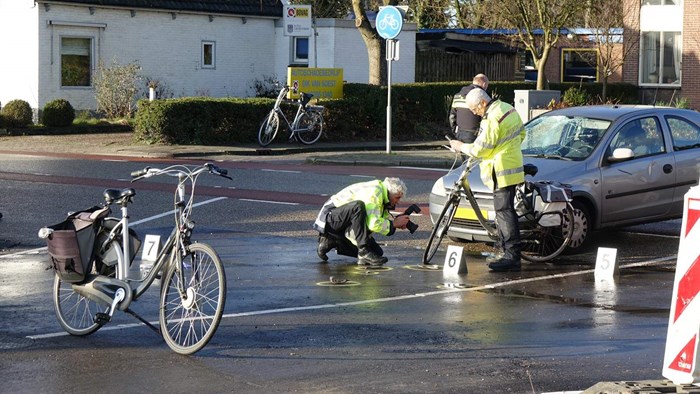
[663,185,700,384]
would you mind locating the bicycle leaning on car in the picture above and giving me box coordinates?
[39,163,231,355]
[423,153,575,265]
[258,85,325,146]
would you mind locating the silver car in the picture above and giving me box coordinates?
[429,105,700,252]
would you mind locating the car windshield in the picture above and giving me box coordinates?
[521,115,611,160]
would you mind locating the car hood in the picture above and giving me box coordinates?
[440,157,586,193]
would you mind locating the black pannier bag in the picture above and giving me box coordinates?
[45,206,109,283]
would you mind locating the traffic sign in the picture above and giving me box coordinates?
[376,6,403,40]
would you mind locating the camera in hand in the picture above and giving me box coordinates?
[402,204,421,234]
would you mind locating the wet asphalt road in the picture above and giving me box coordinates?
[0,136,688,393]
[0,225,681,393]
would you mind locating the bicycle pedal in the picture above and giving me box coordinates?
[94,312,111,325]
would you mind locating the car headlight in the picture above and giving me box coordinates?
[431,178,447,197]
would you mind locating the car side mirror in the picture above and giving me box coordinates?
[608,147,634,162]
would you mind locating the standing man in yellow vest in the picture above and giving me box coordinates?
[449,88,525,272]
[313,177,410,266]
[449,74,489,143]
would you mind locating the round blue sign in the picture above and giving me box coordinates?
[376,6,403,40]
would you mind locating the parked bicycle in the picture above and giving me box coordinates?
[258,85,324,146]
[423,155,575,265]
[39,163,231,355]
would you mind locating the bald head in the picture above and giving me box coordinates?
[473,74,489,89]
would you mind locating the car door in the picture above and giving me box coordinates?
[599,116,676,224]
[666,115,700,213]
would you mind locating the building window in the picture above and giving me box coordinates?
[202,41,215,69]
[561,49,598,83]
[61,37,92,87]
[640,31,681,85]
[292,37,309,64]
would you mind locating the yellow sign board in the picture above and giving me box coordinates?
[287,67,344,99]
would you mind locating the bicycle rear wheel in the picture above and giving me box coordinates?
[258,110,280,146]
[520,202,575,263]
[53,275,105,336]
[423,193,460,264]
[295,111,323,145]
[160,242,226,355]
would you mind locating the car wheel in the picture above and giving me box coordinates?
[567,200,591,252]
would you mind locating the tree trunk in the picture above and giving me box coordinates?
[352,0,385,85]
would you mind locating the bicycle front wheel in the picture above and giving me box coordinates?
[53,275,106,336]
[295,111,323,145]
[423,193,460,264]
[258,110,280,146]
[521,202,575,263]
[160,242,226,355]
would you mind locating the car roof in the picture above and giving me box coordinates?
[536,105,696,122]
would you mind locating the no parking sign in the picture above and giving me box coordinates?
[663,186,700,384]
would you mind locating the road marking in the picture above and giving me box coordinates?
[350,175,375,178]
[261,169,301,174]
[238,198,299,206]
[25,256,676,340]
[1,197,229,260]
[131,197,228,225]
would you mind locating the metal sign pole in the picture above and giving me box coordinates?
[386,40,393,154]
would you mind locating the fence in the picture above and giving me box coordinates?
[415,49,519,83]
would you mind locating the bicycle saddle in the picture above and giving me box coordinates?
[523,163,538,177]
[300,92,313,107]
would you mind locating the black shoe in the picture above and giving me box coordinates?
[317,234,336,262]
[357,247,388,266]
[488,258,521,272]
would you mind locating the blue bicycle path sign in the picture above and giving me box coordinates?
[376,6,403,40]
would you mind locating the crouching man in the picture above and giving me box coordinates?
[313,177,410,266]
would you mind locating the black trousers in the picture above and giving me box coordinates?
[493,185,521,261]
[324,201,382,257]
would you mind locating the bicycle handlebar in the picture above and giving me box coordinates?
[130,163,232,182]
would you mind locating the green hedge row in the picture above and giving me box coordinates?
[134,82,639,145]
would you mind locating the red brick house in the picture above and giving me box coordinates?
[623,0,700,108]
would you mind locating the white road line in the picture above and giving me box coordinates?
[25,256,676,340]
[238,198,299,206]
[130,197,228,225]
[261,169,301,174]
[350,174,375,178]
[3,197,229,260]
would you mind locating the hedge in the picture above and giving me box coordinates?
[134,82,639,145]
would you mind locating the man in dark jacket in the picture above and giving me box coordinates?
[449,73,489,143]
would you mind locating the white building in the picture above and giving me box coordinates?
[0,0,416,113]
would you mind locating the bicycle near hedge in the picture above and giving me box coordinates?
[39,163,231,355]
[258,85,324,146]
[423,155,575,265]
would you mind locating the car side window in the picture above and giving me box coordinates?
[667,116,700,151]
[609,117,664,158]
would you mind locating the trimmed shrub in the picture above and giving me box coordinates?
[1,99,33,128]
[42,99,75,127]
[562,86,591,107]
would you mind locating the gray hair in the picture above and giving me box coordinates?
[383,177,407,197]
[465,88,491,111]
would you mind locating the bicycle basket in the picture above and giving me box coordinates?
[44,206,109,283]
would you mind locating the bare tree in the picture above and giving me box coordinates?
[479,0,586,90]
[585,0,639,100]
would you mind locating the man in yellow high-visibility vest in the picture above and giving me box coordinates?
[449,88,525,272]
[313,177,410,266]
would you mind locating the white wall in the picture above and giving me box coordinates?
[0,0,39,110]
[32,3,278,110]
[274,18,416,86]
